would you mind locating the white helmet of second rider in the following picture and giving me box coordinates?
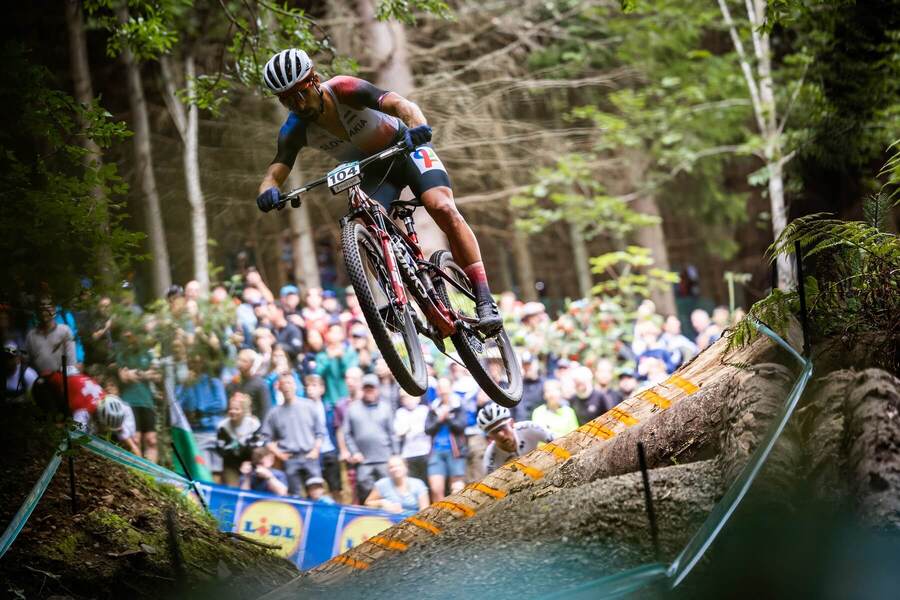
[477,403,512,433]
[263,49,314,94]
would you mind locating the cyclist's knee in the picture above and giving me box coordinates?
[424,188,464,227]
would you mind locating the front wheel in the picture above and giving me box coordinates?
[342,221,428,396]
[430,250,523,407]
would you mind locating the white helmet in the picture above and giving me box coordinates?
[477,403,511,433]
[96,395,127,431]
[263,49,314,93]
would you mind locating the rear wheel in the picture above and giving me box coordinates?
[342,221,427,395]
[430,250,522,407]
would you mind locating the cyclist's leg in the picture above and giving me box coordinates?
[404,145,501,332]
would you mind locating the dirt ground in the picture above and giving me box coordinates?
[0,406,298,600]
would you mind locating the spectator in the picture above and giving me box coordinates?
[240,446,288,496]
[0,304,25,349]
[659,315,699,367]
[297,327,324,378]
[334,366,364,503]
[316,323,358,407]
[568,364,619,426]
[3,341,37,404]
[25,299,77,375]
[343,373,398,504]
[229,348,272,421]
[245,269,275,304]
[593,359,623,410]
[279,284,302,324]
[531,379,578,438]
[305,374,342,501]
[216,392,261,486]
[349,324,376,374]
[690,309,712,347]
[519,352,545,421]
[618,371,638,398]
[301,287,329,334]
[342,286,363,325]
[236,287,261,347]
[463,389,491,484]
[184,280,202,303]
[553,358,576,400]
[393,390,432,484]
[322,289,342,320]
[305,476,336,504]
[365,455,429,513]
[374,357,400,408]
[425,378,468,501]
[260,371,325,496]
[479,403,553,473]
[177,354,228,480]
[116,327,161,463]
[253,327,275,374]
[270,305,304,362]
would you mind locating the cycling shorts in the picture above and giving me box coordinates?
[361,144,452,210]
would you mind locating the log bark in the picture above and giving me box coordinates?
[844,369,900,528]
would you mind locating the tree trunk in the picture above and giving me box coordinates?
[65,0,114,286]
[568,221,592,299]
[512,227,537,301]
[159,52,209,292]
[631,193,676,316]
[287,169,321,290]
[357,0,448,256]
[118,5,171,297]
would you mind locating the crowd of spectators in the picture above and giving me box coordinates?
[2,268,741,513]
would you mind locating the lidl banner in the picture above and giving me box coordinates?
[192,483,407,570]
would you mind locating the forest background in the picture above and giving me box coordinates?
[2,0,899,319]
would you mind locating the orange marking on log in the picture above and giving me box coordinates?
[667,375,700,395]
[511,461,544,479]
[473,483,507,498]
[639,389,672,409]
[541,443,572,461]
[405,517,441,535]
[433,500,476,517]
[578,423,614,440]
[608,407,639,426]
[369,536,408,552]
[333,555,370,570]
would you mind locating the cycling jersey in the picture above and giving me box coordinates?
[272,75,452,209]
[483,421,554,473]
[274,76,403,165]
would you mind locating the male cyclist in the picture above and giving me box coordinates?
[255,48,501,334]
[478,403,553,473]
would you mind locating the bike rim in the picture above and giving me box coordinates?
[442,263,517,391]
[357,232,415,373]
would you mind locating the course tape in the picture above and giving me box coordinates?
[541,318,812,598]
[0,442,64,560]
[75,432,190,486]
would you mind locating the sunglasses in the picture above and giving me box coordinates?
[276,78,315,101]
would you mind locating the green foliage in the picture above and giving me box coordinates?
[511,154,659,238]
[590,246,680,310]
[376,0,453,24]
[729,156,900,369]
[0,43,141,304]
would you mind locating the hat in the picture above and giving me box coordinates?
[522,302,545,318]
[520,351,536,364]
[361,374,379,388]
[322,289,337,299]
[344,286,356,296]
[305,476,325,487]
[556,358,572,369]
[2,341,18,355]
[618,370,637,379]
[280,284,299,297]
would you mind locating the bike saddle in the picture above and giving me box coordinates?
[389,199,422,219]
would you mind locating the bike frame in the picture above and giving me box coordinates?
[281,143,478,341]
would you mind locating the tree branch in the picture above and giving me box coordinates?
[159,55,188,144]
[717,0,766,133]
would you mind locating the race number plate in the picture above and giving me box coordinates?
[327,162,361,194]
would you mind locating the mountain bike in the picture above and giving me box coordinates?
[271,142,522,407]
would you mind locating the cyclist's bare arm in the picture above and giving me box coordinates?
[258,162,291,195]
[380,92,428,129]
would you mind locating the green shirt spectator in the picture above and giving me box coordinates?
[116,349,155,409]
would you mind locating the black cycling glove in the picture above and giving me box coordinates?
[403,125,432,151]
[256,187,282,212]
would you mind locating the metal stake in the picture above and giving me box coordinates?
[637,442,659,560]
[794,241,811,358]
[170,441,210,514]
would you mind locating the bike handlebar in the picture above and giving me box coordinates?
[281,142,409,204]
